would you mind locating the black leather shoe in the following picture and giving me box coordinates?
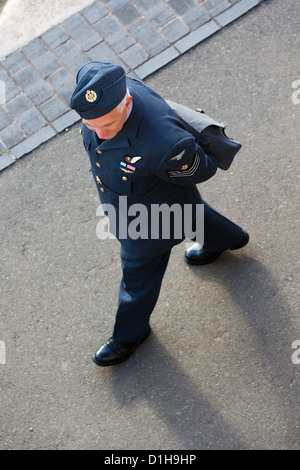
[185,244,222,265]
[185,231,249,265]
[231,230,250,250]
[93,327,151,367]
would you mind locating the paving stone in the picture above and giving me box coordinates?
[0,123,26,148]
[148,3,175,27]
[94,16,135,54]
[22,37,47,58]
[216,0,259,26]
[134,46,179,79]
[111,1,141,26]
[39,96,69,122]
[175,19,219,53]
[52,110,80,133]
[133,0,175,27]
[161,18,190,43]
[168,0,196,16]
[0,105,12,130]
[6,94,47,136]
[55,41,88,77]
[104,0,127,8]
[47,68,75,105]
[41,26,69,50]
[10,126,56,159]
[129,18,169,56]
[0,152,16,171]
[168,0,210,30]
[81,1,108,24]
[62,13,102,52]
[19,107,47,136]
[88,42,128,70]
[0,79,5,105]
[0,68,20,102]
[202,0,231,17]
[14,66,54,106]
[120,44,149,70]
[22,38,60,78]
[1,51,29,75]
[5,93,32,116]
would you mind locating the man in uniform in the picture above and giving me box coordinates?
[70,61,249,367]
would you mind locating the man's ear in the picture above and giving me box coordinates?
[125,94,133,110]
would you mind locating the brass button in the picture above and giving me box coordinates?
[96,163,102,168]
[122,176,128,181]
[100,187,105,192]
[96,150,102,154]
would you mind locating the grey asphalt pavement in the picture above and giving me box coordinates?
[0,0,299,450]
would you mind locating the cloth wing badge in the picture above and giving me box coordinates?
[120,155,142,174]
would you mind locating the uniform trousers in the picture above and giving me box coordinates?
[112,200,245,342]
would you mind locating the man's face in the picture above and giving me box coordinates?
[83,95,132,140]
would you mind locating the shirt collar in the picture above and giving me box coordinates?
[125,99,133,122]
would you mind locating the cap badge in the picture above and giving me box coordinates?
[85,90,97,103]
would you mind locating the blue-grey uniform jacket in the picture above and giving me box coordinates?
[81,79,218,256]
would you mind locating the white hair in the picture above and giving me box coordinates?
[115,88,131,113]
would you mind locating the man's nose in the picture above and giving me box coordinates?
[95,129,106,139]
